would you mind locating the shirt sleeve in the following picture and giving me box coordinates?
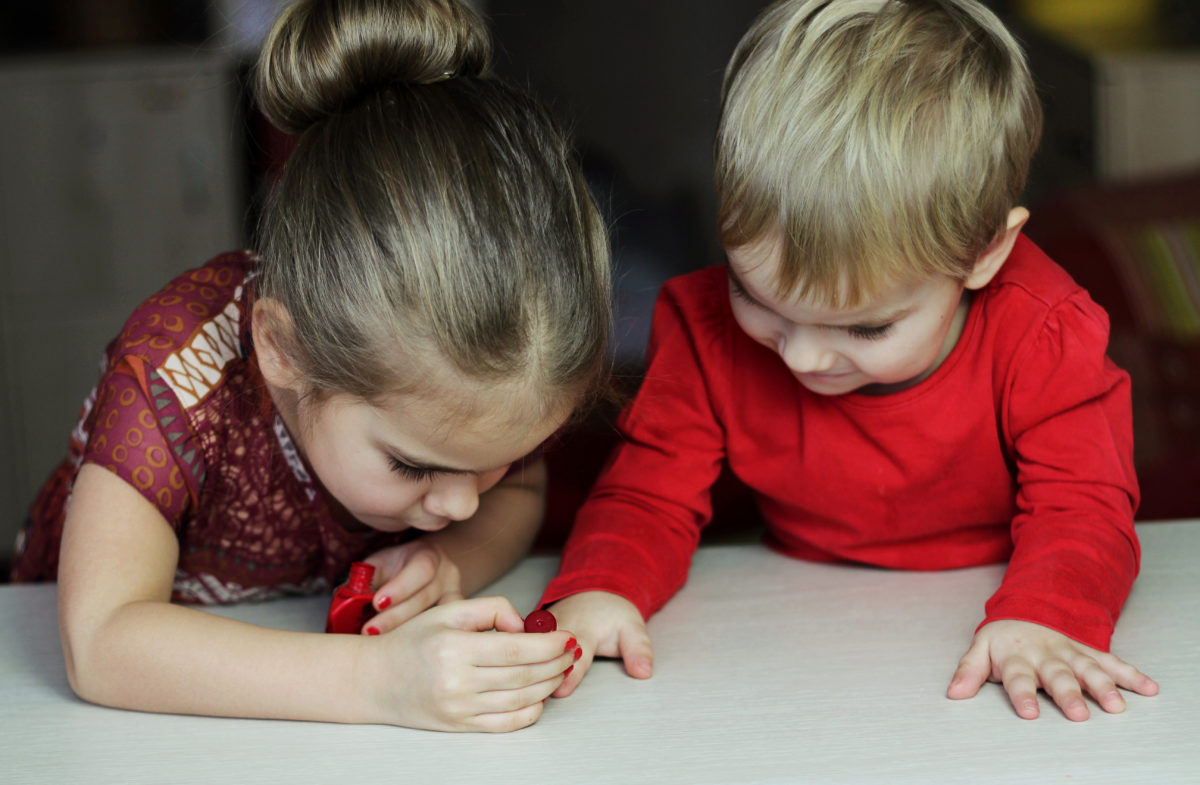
[983,292,1140,650]
[539,274,730,617]
[81,355,200,529]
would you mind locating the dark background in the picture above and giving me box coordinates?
[1,1,1197,571]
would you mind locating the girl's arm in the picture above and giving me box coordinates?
[364,457,549,629]
[58,463,575,731]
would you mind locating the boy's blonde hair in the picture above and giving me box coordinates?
[717,0,1042,307]
[253,0,610,418]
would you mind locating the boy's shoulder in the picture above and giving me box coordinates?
[659,266,732,317]
[989,234,1089,312]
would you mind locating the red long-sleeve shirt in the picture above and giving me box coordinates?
[542,235,1139,650]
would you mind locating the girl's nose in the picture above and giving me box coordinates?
[422,475,481,521]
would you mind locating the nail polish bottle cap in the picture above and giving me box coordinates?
[347,562,375,593]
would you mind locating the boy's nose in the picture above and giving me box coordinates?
[779,331,836,374]
[422,475,480,522]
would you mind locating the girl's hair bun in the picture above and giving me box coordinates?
[255,0,491,134]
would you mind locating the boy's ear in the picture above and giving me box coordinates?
[252,298,303,392]
[963,207,1029,291]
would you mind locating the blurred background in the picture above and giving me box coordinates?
[1,0,1197,575]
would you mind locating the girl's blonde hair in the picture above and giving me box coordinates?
[717,0,1042,307]
[253,0,610,418]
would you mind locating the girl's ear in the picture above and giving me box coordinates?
[963,206,1029,291]
[252,298,303,392]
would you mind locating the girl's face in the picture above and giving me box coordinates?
[725,233,970,396]
[291,388,564,533]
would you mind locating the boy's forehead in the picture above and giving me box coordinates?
[725,241,923,322]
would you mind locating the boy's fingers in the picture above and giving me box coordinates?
[617,625,654,679]
[1038,660,1089,721]
[946,640,990,699]
[999,660,1041,719]
[1095,652,1159,696]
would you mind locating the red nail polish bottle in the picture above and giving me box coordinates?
[325,562,377,634]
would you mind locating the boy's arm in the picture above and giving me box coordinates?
[540,273,731,617]
[58,464,575,732]
[952,295,1156,718]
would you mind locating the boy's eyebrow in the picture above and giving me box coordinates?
[725,265,913,326]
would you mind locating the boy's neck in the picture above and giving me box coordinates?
[857,290,973,396]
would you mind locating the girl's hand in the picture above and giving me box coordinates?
[947,619,1159,720]
[364,541,463,632]
[366,596,579,732]
[547,591,654,698]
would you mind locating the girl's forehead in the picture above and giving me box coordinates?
[368,385,568,462]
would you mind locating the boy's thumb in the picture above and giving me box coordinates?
[618,626,655,679]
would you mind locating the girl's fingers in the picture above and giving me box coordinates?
[470,701,546,734]
[374,549,439,610]
[473,647,579,692]
[367,581,463,633]
[552,647,592,698]
[475,673,566,715]
[470,630,580,667]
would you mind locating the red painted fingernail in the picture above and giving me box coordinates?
[563,665,574,678]
[376,596,391,610]
[563,637,577,652]
[365,626,381,636]
[573,647,583,661]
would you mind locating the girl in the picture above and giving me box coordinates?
[11,0,609,733]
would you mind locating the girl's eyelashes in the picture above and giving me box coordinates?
[847,323,893,341]
[387,455,437,482]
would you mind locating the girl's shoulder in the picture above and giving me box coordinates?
[108,251,259,373]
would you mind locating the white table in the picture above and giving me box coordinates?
[4,521,1198,785]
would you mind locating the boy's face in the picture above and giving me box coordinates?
[725,233,970,396]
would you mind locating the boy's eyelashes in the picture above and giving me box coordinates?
[387,455,438,482]
[729,273,895,341]
[846,323,894,341]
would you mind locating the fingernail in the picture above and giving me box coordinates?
[573,647,583,661]
[563,665,574,678]
[563,637,577,653]
[365,626,381,636]
[376,596,391,610]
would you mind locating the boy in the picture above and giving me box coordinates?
[541,0,1158,721]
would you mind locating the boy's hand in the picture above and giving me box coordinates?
[364,541,463,632]
[547,591,654,698]
[367,596,576,732]
[947,619,1159,720]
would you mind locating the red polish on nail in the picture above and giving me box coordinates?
[563,637,577,652]
[524,609,557,633]
[563,665,574,678]
[573,647,583,661]
[376,595,391,611]
[365,626,381,636]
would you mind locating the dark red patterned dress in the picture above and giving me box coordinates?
[12,252,409,603]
